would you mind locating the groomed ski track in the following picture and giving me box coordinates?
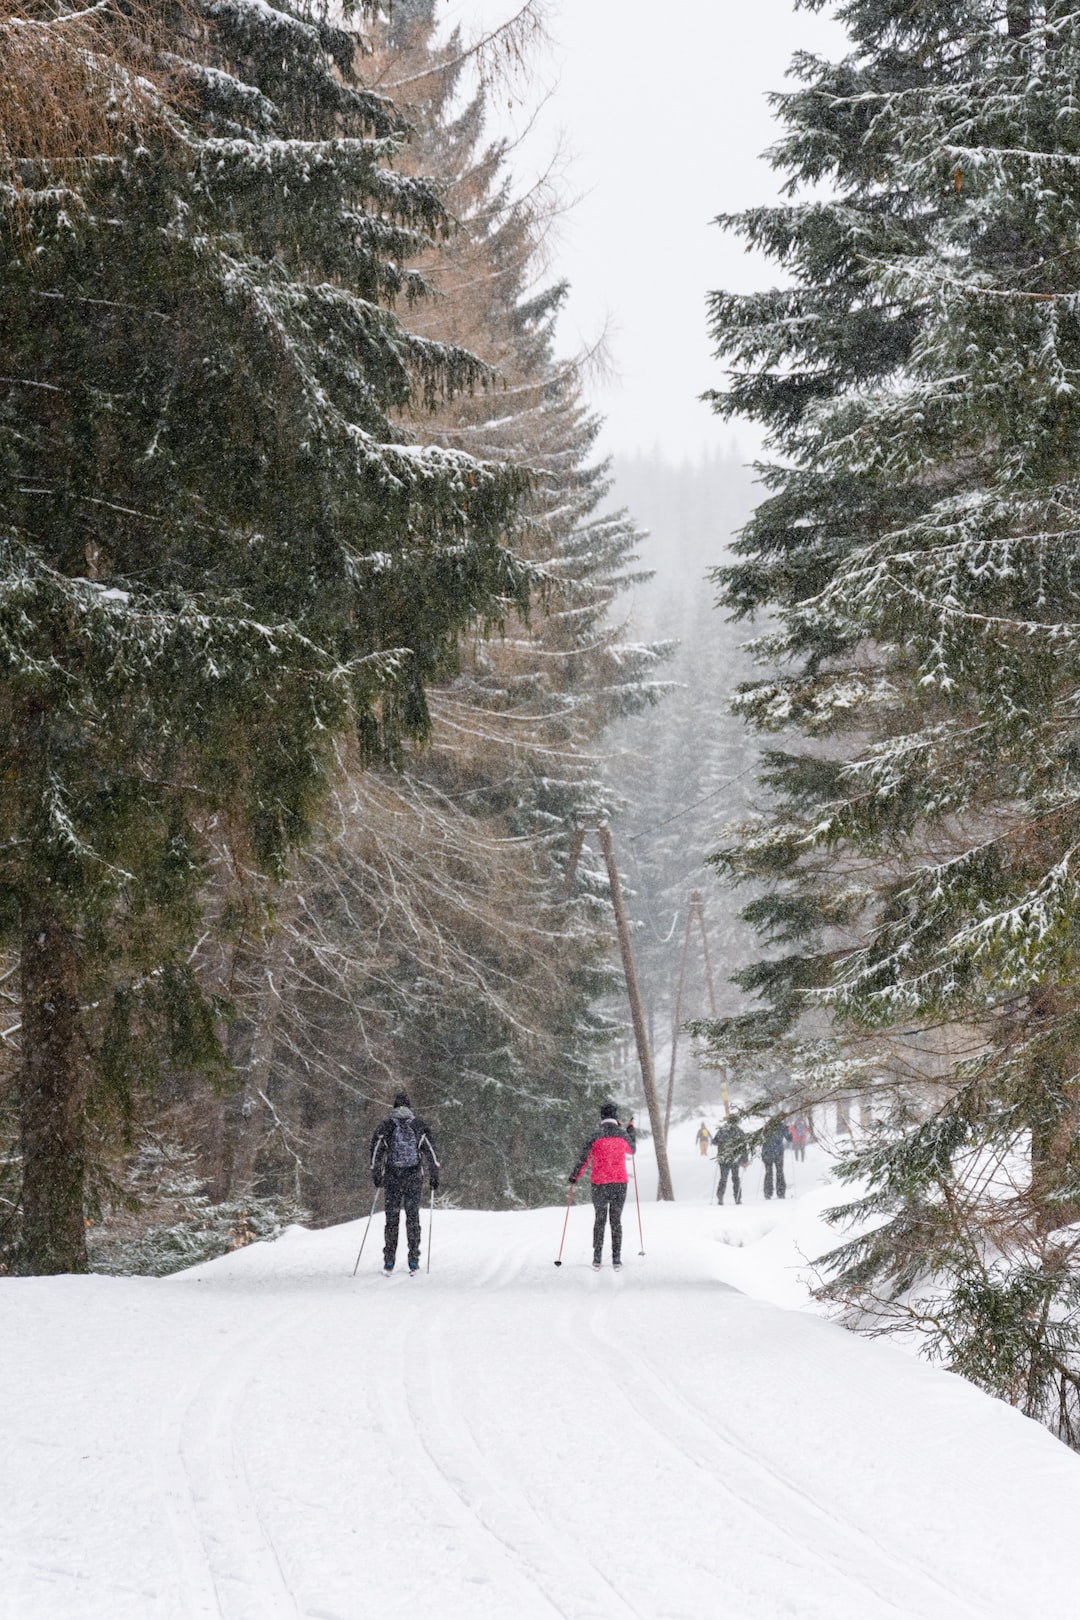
[4,1137,1080,1619]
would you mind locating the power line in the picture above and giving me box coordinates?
[626,761,757,845]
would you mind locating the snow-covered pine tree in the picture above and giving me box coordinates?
[700,0,989,1072]
[707,0,1080,1440]
[0,0,527,1273]
[85,1133,306,1276]
[174,0,671,1214]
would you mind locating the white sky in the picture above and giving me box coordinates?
[439,0,846,461]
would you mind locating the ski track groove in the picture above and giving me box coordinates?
[375,1295,568,1620]
[549,1300,891,1620]
[425,1240,879,1620]
[170,1301,304,1620]
[155,1362,228,1620]
[588,1297,991,1620]
[409,1290,644,1620]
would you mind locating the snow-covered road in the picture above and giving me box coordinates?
[4,1133,1080,1619]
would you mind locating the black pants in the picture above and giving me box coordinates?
[717,1163,742,1203]
[763,1157,786,1199]
[591,1182,627,1262]
[383,1166,423,1265]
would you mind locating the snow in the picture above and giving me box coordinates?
[4,1129,1080,1619]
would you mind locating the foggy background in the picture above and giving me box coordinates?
[440,0,844,462]
[434,1,845,1107]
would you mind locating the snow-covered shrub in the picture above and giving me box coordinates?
[86,1138,307,1278]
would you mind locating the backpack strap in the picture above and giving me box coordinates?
[416,1128,437,1167]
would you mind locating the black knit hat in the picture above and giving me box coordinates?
[393,1090,411,1109]
[600,1100,619,1119]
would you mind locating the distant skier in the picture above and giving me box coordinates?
[569,1102,636,1269]
[370,1091,440,1274]
[790,1117,809,1162]
[712,1119,748,1204]
[761,1117,793,1200]
[695,1121,711,1156]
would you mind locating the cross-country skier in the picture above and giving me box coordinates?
[790,1117,809,1162]
[695,1121,711,1156]
[761,1117,793,1200]
[370,1092,439,1274]
[712,1119,748,1204]
[569,1103,636,1270]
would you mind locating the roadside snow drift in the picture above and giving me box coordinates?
[3,1133,1079,1620]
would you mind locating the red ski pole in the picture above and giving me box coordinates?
[553,1184,574,1266]
[631,1148,645,1256]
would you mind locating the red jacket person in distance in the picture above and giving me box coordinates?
[569,1104,636,1270]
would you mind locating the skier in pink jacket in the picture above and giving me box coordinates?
[569,1103,636,1270]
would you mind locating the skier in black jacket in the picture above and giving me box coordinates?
[712,1119,748,1205]
[761,1117,793,1200]
[370,1092,440,1274]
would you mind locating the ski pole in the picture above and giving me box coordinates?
[426,1184,435,1274]
[351,1187,380,1276]
[631,1151,645,1256]
[553,1184,573,1266]
[710,1157,719,1205]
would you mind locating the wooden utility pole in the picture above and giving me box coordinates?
[564,820,674,1200]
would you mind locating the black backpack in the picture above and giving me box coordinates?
[388,1115,420,1169]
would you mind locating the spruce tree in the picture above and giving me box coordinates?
[704,0,983,1070]
[166,0,668,1216]
[707,0,1080,1439]
[1,0,526,1273]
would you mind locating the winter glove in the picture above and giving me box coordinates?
[372,1174,383,1190]
[430,1175,440,1192]
[568,1173,576,1185]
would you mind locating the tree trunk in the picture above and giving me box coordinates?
[1026,994,1080,1234]
[596,823,674,1201]
[210,943,284,1201]
[1030,1094,1080,1234]
[18,908,87,1274]
[1007,3,1031,38]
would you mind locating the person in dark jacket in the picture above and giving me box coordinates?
[761,1117,793,1200]
[370,1091,440,1274]
[712,1119,748,1205]
[569,1103,636,1269]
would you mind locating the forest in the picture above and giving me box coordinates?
[5,0,1080,1465]
[0,0,669,1267]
